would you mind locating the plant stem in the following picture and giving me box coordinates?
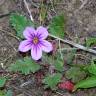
[58,40,63,59]
[49,34,96,54]
[23,0,34,22]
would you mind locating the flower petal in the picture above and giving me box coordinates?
[36,26,48,39]
[18,40,32,52]
[40,40,53,52]
[31,45,42,60]
[23,27,35,39]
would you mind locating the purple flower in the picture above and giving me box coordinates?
[18,26,53,60]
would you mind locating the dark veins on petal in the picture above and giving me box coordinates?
[37,33,43,40]
[24,41,32,47]
[39,40,49,48]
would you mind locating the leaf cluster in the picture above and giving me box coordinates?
[86,37,96,47]
[65,67,86,83]
[9,13,67,90]
[42,53,63,90]
[74,59,96,90]
[42,53,64,72]
[10,13,34,39]
[0,77,6,88]
[49,14,65,38]
[0,77,12,96]
[43,73,62,90]
[9,57,41,75]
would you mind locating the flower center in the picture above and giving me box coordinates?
[33,37,39,44]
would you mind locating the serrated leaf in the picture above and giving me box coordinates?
[43,73,62,90]
[74,76,96,90]
[0,77,6,88]
[65,67,86,83]
[54,54,64,72]
[10,13,34,38]
[54,60,64,72]
[42,53,64,72]
[42,54,53,64]
[59,48,76,65]
[9,57,40,75]
[87,59,96,75]
[86,37,96,47]
[66,50,76,64]
[49,14,65,38]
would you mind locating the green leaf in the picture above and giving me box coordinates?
[87,59,96,75]
[49,14,65,38]
[59,48,76,65]
[9,57,41,75]
[65,67,86,83]
[43,73,62,90]
[54,60,64,72]
[5,90,13,96]
[42,54,53,64]
[0,77,6,88]
[74,76,96,89]
[54,54,64,72]
[66,49,76,65]
[86,37,96,47]
[42,53,64,72]
[0,90,5,96]
[10,13,34,38]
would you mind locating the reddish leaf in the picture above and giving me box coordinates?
[58,81,74,91]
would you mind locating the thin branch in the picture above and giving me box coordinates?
[50,0,57,14]
[30,1,39,8]
[20,80,32,88]
[9,85,31,96]
[4,36,17,52]
[79,0,88,10]
[55,91,65,96]
[49,34,96,54]
[0,11,12,18]
[23,0,34,22]
[0,28,20,41]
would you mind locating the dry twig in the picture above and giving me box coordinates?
[79,0,88,10]
[49,34,96,54]
[23,0,34,22]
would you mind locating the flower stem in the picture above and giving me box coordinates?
[58,40,63,59]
